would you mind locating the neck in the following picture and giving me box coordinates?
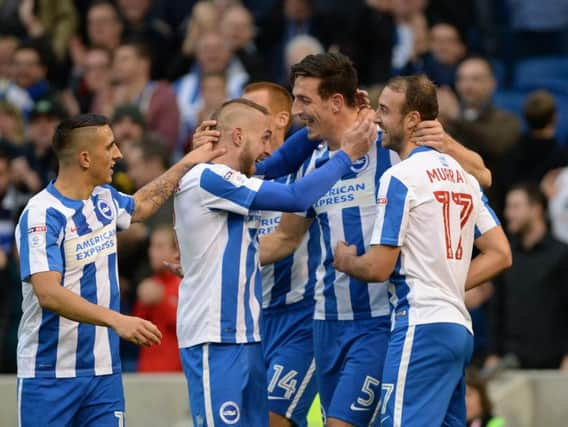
[397,139,418,160]
[327,108,360,150]
[54,166,95,200]
[530,126,555,139]
[211,143,240,172]
[521,219,547,250]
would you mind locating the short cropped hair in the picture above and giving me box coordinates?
[211,98,268,124]
[52,114,109,160]
[523,90,556,130]
[244,82,293,129]
[290,52,358,108]
[385,74,438,120]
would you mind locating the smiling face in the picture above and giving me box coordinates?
[292,76,334,141]
[376,86,407,152]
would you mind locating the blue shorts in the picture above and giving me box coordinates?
[262,301,317,427]
[18,373,125,427]
[313,316,390,427]
[380,323,474,427]
[180,342,268,427]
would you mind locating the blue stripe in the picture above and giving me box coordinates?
[91,194,113,227]
[200,169,256,209]
[108,252,121,372]
[481,191,500,226]
[45,208,65,272]
[305,220,321,303]
[220,213,244,343]
[391,256,410,329]
[375,144,392,198]
[319,213,338,319]
[76,262,97,375]
[271,254,294,307]
[474,225,481,239]
[102,185,135,215]
[342,207,371,319]
[379,176,408,245]
[244,240,256,341]
[19,211,31,280]
[34,308,59,377]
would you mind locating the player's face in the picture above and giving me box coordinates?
[292,76,333,141]
[148,229,178,272]
[376,86,406,152]
[238,114,272,177]
[504,189,536,236]
[90,125,123,185]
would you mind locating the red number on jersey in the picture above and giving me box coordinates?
[433,191,474,260]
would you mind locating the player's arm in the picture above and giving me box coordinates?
[131,142,226,222]
[412,120,492,188]
[250,116,376,212]
[255,127,320,179]
[30,271,162,346]
[333,242,399,282]
[260,213,312,265]
[465,228,512,290]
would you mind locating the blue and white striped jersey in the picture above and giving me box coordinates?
[370,147,500,332]
[259,174,320,310]
[297,130,399,320]
[174,163,264,348]
[15,181,134,378]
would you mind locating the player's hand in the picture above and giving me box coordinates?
[355,88,371,109]
[333,241,357,273]
[183,141,226,166]
[112,314,162,347]
[340,116,377,161]
[411,120,448,152]
[192,120,220,148]
[137,278,164,305]
[163,261,183,277]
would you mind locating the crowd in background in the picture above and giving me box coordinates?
[0,0,567,386]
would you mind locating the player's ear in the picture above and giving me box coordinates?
[78,150,91,169]
[405,111,421,132]
[275,111,290,131]
[330,93,344,113]
[231,127,243,147]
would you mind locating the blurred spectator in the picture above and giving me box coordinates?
[0,37,34,115]
[117,0,174,80]
[65,46,113,116]
[0,101,25,147]
[213,0,243,17]
[339,0,395,86]
[175,31,248,147]
[391,0,428,70]
[401,22,467,88]
[220,5,266,81]
[0,149,20,374]
[17,0,78,62]
[284,34,324,79]
[195,72,228,129]
[466,368,505,427]
[11,98,65,194]
[0,35,19,79]
[257,0,341,83]
[112,40,180,153]
[12,40,55,103]
[132,226,182,372]
[510,90,568,185]
[487,183,568,370]
[541,167,568,246]
[85,0,124,52]
[438,56,521,217]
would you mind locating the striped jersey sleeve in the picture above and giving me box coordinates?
[474,189,501,239]
[197,164,263,214]
[103,184,135,230]
[17,206,65,281]
[370,172,414,247]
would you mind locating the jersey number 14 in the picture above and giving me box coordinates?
[433,191,473,260]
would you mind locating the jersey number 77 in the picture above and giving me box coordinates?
[433,191,473,260]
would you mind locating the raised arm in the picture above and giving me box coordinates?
[412,120,492,188]
[31,271,162,347]
[255,127,320,179]
[132,142,226,222]
[260,213,312,265]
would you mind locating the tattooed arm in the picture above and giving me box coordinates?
[131,143,226,223]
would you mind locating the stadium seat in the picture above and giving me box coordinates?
[493,91,526,118]
[515,78,568,97]
[513,56,568,90]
